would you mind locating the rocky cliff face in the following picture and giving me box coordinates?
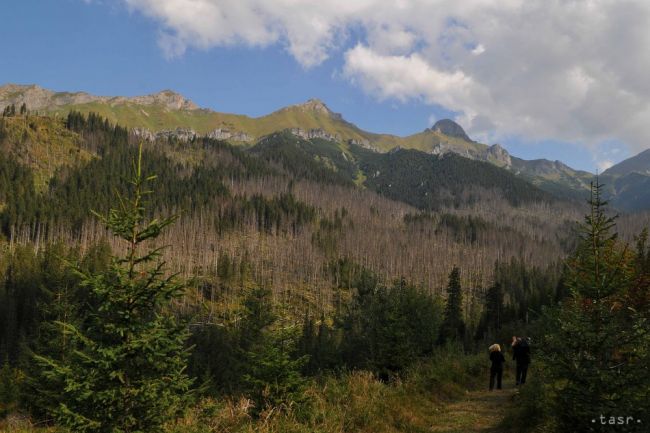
[485,143,512,168]
[430,142,477,159]
[0,84,199,111]
[430,119,472,142]
[289,127,340,142]
[132,126,252,142]
[281,98,344,120]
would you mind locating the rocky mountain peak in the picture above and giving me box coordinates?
[0,84,199,111]
[430,119,472,142]
[297,98,331,113]
[125,90,199,110]
[280,98,344,121]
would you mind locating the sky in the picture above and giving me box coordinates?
[3,0,650,173]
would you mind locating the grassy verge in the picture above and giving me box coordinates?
[499,369,556,433]
[168,350,486,433]
[2,349,487,433]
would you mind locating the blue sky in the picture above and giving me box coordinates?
[3,0,644,173]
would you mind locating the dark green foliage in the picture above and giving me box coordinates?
[251,131,356,186]
[475,282,504,341]
[440,266,465,343]
[2,104,16,117]
[0,245,41,365]
[493,258,564,323]
[187,287,309,411]
[0,152,40,234]
[538,181,650,432]
[216,193,316,235]
[0,241,111,388]
[0,361,20,417]
[437,213,495,244]
[34,147,193,433]
[1,139,230,235]
[354,146,554,209]
[237,288,308,412]
[311,208,350,256]
[298,314,339,375]
[1,112,328,241]
[337,276,444,377]
[186,323,239,394]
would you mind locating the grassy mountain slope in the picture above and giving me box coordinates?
[0,115,92,189]
[0,84,509,155]
[0,84,601,204]
[510,157,594,201]
[48,97,480,153]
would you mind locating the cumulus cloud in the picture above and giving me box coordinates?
[119,0,650,155]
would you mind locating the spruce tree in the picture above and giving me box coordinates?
[540,180,649,432]
[0,361,19,418]
[35,145,193,433]
[238,288,308,413]
[441,266,465,342]
[485,282,504,334]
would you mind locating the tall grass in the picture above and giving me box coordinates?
[2,347,488,433]
[168,347,487,433]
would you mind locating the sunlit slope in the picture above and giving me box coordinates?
[0,115,92,189]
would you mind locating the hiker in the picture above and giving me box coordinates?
[512,336,531,385]
[489,343,505,391]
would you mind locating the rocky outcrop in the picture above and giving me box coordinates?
[296,98,332,114]
[348,138,376,151]
[113,90,198,110]
[281,98,344,121]
[131,126,252,143]
[485,143,512,168]
[430,143,446,156]
[289,128,340,142]
[430,142,476,160]
[206,128,252,142]
[0,84,199,111]
[430,119,472,142]
[131,127,157,142]
[132,127,197,141]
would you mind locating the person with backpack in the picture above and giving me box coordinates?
[488,343,506,390]
[512,336,531,385]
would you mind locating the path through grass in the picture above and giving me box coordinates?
[429,384,517,433]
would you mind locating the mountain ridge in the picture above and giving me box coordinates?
[0,83,604,202]
[603,149,650,177]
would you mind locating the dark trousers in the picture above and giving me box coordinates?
[516,363,529,385]
[489,368,503,390]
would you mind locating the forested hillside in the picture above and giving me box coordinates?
[1,109,648,433]
[0,84,606,204]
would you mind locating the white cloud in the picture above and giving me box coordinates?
[342,45,476,110]
[597,159,614,172]
[118,0,650,155]
[471,44,485,56]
